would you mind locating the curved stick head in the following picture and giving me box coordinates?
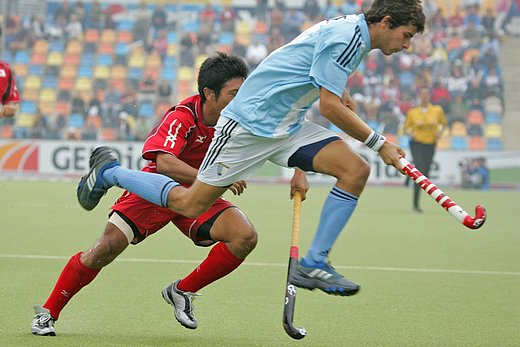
[464,204,487,229]
[283,323,307,340]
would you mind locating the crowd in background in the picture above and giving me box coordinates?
[0,0,519,143]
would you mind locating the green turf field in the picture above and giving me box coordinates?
[1,180,519,346]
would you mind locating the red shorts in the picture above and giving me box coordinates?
[110,190,234,245]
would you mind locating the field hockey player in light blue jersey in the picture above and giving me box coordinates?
[78,0,426,297]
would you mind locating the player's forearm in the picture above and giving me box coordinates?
[156,154,198,184]
[319,96,371,143]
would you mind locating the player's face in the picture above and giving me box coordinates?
[214,77,244,112]
[379,23,417,55]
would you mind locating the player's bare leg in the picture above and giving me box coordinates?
[291,139,368,296]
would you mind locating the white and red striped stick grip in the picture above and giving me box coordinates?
[399,157,486,230]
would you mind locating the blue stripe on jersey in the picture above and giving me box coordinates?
[336,26,361,67]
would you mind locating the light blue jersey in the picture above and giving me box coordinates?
[222,14,371,138]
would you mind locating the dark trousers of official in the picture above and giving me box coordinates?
[409,140,436,209]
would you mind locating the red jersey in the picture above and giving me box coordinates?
[0,61,20,105]
[142,95,213,173]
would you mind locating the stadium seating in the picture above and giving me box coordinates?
[468,136,486,151]
[451,136,468,151]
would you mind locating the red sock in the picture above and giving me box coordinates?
[43,252,101,320]
[178,242,243,293]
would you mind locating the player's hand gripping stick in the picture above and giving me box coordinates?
[400,157,486,230]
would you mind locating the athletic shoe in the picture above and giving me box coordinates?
[77,146,120,211]
[162,280,200,329]
[290,260,360,296]
[31,305,56,336]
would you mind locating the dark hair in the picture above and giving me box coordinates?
[197,52,249,103]
[365,0,425,34]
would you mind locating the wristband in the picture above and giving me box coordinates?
[363,130,386,152]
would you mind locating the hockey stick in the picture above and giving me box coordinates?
[282,191,307,340]
[400,157,486,230]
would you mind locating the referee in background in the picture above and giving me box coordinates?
[404,86,447,213]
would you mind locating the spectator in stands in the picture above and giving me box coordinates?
[303,0,321,21]
[139,73,158,104]
[266,26,285,53]
[117,111,134,141]
[448,94,469,125]
[220,5,237,33]
[54,0,73,22]
[322,0,339,18]
[71,93,86,116]
[152,3,168,31]
[65,13,83,41]
[32,108,50,139]
[180,32,195,67]
[282,8,305,41]
[158,79,173,103]
[29,15,47,40]
[341,0,361,15]
[422,0,439,19]
[200,3,217,32]
[196,27,214,56]
[255,0,269,22]
[0,60,21,119]
[245,36,268,71]
[153,29,168,62]
[481,7,496,35]
[495,0,512,36]
[431,80,451,111]
[404,86,447,213]
[482,63,504,99]
[88,0,105,30]
[47,14,67,42]
[73,1,87,28]
[380,101,403,135]
[446,61,468,98]
[102,85,121,128]
[121,86,139,117]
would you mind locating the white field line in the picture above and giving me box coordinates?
[1,253,519,277]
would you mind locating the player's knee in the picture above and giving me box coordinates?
[355,160,370,182]
[234,226,258,257]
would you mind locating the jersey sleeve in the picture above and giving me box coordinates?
[142,108,195,161]
[0,67,20,105]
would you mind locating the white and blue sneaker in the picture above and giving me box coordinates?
[162,280,200,330]
[31,305,56,336]
[77,146,120,210]
[290,259,360,296]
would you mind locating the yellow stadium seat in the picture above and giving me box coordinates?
[146,51,163,69]
[22,88,39,101]
[451,121,467,137]
[33,39,48,54]
[39,88,57,103]
[24,75,42,90]
[60,65,77,78]
[93,65,110,79]
[13,63,28,77]
[178,66,194,81]
[100,29,117,43]
[484,124,503,138]
[128,53,146,68]
[194,54,209,70]
[111,65,128,80]
[15,113,35,127]
[235,21,252,34]
[436,136,451,150]
[47,51,64,66]
[74,77,93,92]
[66,39,83,55]
[167,43,177,56]
[38,101,55,115]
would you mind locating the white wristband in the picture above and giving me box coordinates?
[363,130,386,152]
